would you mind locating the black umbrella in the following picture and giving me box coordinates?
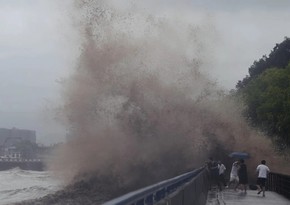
[229,152,250,159]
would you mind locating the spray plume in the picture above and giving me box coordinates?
[50,0,290,200]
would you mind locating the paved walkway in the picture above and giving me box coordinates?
[206,188,290,205]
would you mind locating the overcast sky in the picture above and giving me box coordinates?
[1,0,290,144]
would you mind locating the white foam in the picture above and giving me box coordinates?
[0,168,62,205]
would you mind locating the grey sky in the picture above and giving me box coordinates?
[190,0,290,11]
[0,1,72,145]
[1,0,290,144]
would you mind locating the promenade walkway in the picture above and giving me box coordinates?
[206,188,290,205]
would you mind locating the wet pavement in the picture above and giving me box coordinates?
[206,188,290,205]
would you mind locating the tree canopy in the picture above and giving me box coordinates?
[237,37,290,150]
[237,37,290,89]
[242,65,290,146]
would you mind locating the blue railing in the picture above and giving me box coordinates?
[268,172,290,199]
[103,167,208,205]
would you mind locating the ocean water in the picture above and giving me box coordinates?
[0,168,62,205]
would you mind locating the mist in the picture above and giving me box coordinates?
[49,0,290,197]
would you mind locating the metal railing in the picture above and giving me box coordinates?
[0,158,41,162]
[103,167,209,205]
[267,172,290,199]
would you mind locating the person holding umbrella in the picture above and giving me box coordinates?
[228,160,240,190]
[228,152,250,191]
[236,159,248,194]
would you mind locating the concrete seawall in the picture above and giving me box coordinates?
[0,159,44,171]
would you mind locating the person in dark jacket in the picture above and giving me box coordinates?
[206,157,221,191]
[236,159,248,194]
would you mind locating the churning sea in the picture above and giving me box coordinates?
[0,168,62,205]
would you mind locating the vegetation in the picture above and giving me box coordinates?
[237,37,290,89]
[236,37,290,150]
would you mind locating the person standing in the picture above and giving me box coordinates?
[218,161,227,188]
[236,159,248,194]
[256,160,270,197]
[228,161,240,190]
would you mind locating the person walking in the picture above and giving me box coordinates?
[236,159,248,194]
[228,161,240,190]
[218,161,227,188]
[256,160,270,197]
[207,157,221,191]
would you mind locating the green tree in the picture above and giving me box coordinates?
[237,37,290,90]
[242,64,290,147]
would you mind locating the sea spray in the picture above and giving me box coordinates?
[45,0,290,203]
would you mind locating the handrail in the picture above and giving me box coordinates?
[103,167,205,205]
[0,158,42,162]
[268,172,290,199]
[269,172,290,178]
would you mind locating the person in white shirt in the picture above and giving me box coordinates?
[228,161,240,190]
[218,161,227,188]
[256,160,270,197]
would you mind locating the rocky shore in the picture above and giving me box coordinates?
[12,177,118,205]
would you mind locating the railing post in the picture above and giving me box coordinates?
[268,173,272,191]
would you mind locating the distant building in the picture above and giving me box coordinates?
[0,128,36,145]
[1,147,21,159]
[0,128,37,158]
